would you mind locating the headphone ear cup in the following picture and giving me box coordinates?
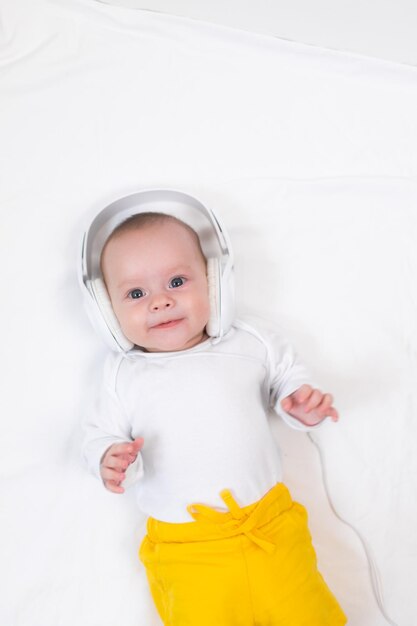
[206,257,221,337]
[90,278,134,352]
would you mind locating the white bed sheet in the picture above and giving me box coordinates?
[1,1,416,625]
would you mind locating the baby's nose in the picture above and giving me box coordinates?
[150,295,174,312]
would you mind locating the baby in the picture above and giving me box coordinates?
[82,196,346,625]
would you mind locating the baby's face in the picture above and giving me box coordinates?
[101,221,210,352]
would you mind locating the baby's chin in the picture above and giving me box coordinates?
[138,330,208,353]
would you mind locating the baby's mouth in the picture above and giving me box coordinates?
[150,318,184,330]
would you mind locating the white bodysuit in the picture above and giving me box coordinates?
[83,320,315,523]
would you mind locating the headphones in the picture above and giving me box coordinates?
[79,189,235,352]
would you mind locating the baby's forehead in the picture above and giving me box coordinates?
[101,216,206,271]
[110,215,197,245]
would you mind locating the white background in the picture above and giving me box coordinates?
[102,0,417,66]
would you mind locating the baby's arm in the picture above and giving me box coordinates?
[281,384,339,427]
[83,353,145,488]
[100,437,144,494]
[260,325,339,430]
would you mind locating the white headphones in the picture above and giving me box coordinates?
[79,189,235,352]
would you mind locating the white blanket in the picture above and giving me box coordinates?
[1,1,416,624]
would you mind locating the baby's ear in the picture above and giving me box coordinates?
[90,278,134,351]
[206,258,221,337]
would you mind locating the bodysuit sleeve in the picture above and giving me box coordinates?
[265,330,322,432]
[82,352,144,483]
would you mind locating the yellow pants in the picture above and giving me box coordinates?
[139,483,347,625]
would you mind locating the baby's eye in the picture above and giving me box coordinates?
[169,276,186,289]
[129,288,145,299]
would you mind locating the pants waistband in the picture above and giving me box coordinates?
[146,483,293,554]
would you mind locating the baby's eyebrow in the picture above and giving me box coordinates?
[165,265,193,275]
[116,277,145,289]
[116,266,194,290]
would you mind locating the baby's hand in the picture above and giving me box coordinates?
[100,437,144,494]
[280,384,339,427]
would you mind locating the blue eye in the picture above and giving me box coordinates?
[169,276,185,288]
[129,288,144,299]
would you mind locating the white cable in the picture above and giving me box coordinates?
[307,433,399,626]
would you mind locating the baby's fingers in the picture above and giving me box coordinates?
[316,394,339,422]
[317,393,339,422]
[280,396,294,412]
[108,442,134,457]
[131,437,144,453]
[282,384,313,411]
[316,393,333,414]
[101,466,126,485]
[303,389,324,413]
[326,406,339,422]
[106,455,130,472]
[291,384,313,405]
[112,438,144,460]
[104,480,125,494]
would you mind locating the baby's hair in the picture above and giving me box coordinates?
[100,211,206,275]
